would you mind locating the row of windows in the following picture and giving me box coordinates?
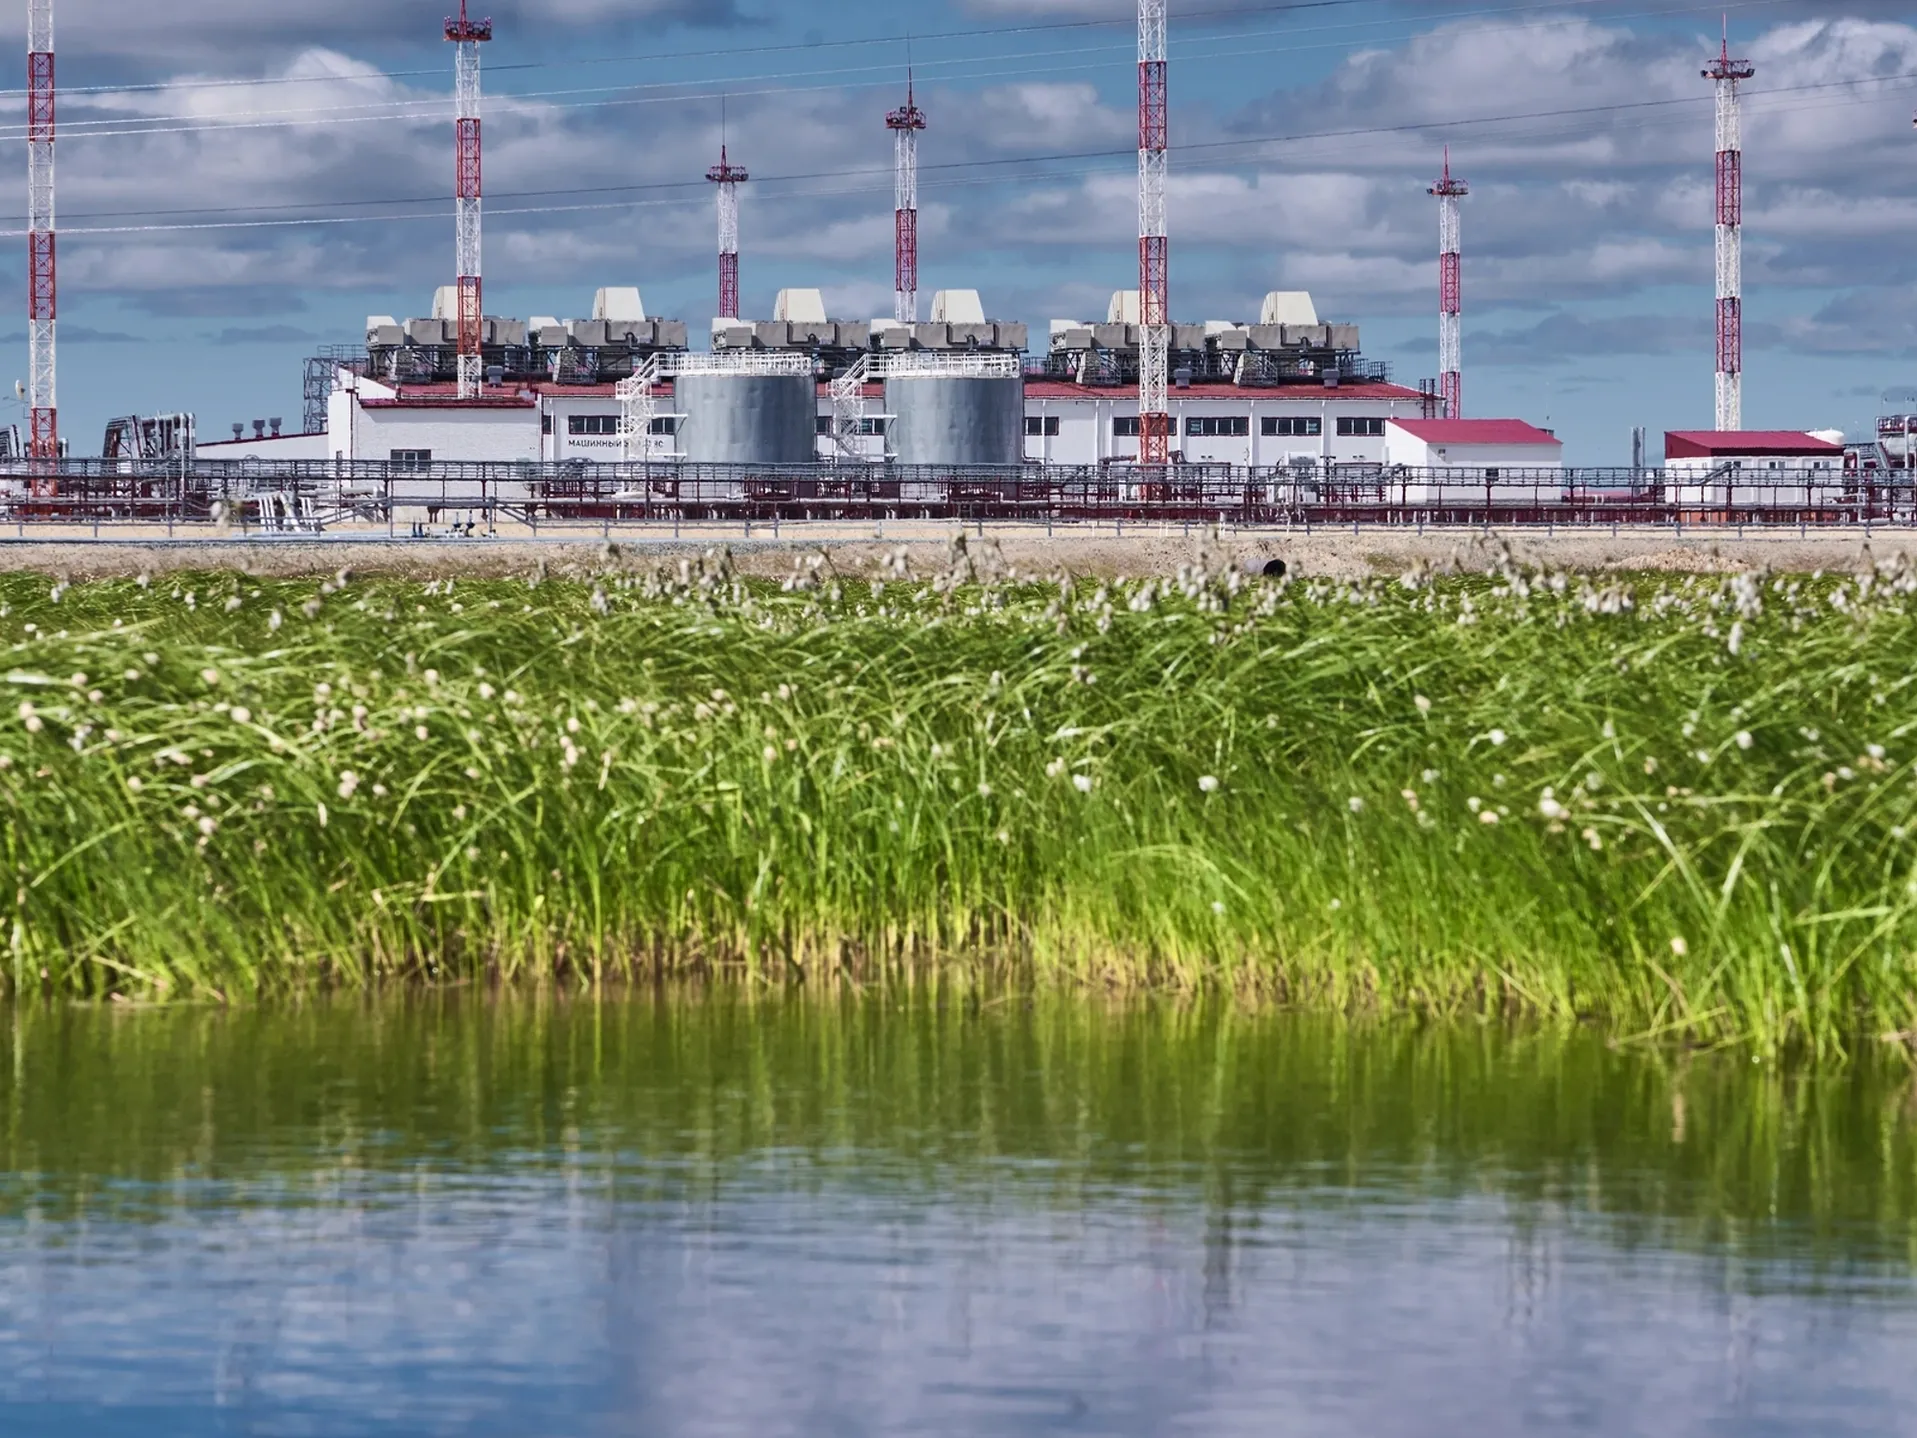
[1186,417,1250,438]
[546,414,680,437]
[545,410,1388,445]
[1104,415,1383,439]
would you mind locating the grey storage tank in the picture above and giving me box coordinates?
[884,354,1025,467]
[673,355,817,464]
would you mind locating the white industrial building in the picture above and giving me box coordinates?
[1380,418,1564,503]
[191,286,1444,473]
[1663,431,1846,507]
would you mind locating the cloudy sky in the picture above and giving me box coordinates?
[1,0,1914,461]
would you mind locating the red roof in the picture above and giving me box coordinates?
[1387,418,1562,446]
[1023,380,1422,402]
[1664,430,1842,459]
[360,395,538,410]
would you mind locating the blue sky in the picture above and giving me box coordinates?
[2,0,1915,461]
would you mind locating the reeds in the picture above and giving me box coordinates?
[3,547,1916,1052]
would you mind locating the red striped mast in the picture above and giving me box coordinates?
[887,73,928,326]
[27,0,56,470]
[446,2,491,399]
[1137,0,1170,466]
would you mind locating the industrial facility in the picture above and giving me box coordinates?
[2,1,1901,533]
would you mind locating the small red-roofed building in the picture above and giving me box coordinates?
[1664,431,1844,507]
[1382,418,1564,504]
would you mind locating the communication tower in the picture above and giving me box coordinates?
[27,0,56,464]
[708,144,749,322]
[1137,0,1170,466]
[888,76,928,327]
[1429,149,1468,420]
[446,2,492,400]
[1705,25,1754,431]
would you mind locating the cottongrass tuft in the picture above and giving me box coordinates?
[3,564,1917,1053]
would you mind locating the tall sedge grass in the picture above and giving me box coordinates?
[2,547,1916,1053]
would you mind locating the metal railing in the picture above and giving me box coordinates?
[0,459,1908,534]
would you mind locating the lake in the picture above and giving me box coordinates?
[2,990,1915,1436]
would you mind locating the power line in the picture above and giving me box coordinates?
[0,0,1801,122]
[0,0,1819,150]
[6,68,1911,240]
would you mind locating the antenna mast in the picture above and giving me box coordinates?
[1429,148,1468,421]
[708,130,749,322]
[446,2,492,400]
[1705,23,1753,431]
[1138,0,1170,467]
[888,72,928,326]
[27,0,56,464]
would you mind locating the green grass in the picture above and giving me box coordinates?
[3,548,1917,1053]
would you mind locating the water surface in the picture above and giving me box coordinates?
[2,992,1915,1436]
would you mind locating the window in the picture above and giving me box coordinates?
[1185,416,1250,438]
[1484,468,1501,481]
[1261,417,1321,437]
[1025,415,1061,437]
[1336,417,1385,437]
[814,417,888,436]
[390,448,432,470]
[1113,416,1142,437]
[649,417,678,436]
[568,414,620,436]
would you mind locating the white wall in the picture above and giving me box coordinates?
[332,400,540,464]
[543,395,627,463]
[1023,395,1423,467]
[1667,455,1845,507]
[1382,432,1564,470]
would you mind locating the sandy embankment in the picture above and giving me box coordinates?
[0,520,1909,580]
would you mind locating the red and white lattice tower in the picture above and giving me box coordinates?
[1705,26,1754,432]
[446,2,491,399]
[1429,149,1468,421]
[887,75,928,326]
[708,144,748,321]
[1137,0,1170,466]
[27,0,56,466]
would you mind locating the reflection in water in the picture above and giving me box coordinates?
[1,992,1915,1436]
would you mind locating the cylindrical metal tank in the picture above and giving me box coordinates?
[674,372,817,465]
[885,374,1025,467]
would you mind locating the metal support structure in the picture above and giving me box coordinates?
[1705,26,1753,432]
[617,356,665,462]
[708,145,748,321]
[1137,0,1170,467]
[1429,149,1467,421]
[446,2,492,400]
[27,0,56,471]
[887,75,928,326]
